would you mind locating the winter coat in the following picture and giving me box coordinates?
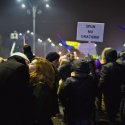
[59,72,97,123]
[0,56,34,125]
[99,61,124,119]
[33,83,54,125]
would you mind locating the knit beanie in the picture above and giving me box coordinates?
[46,52,60,62]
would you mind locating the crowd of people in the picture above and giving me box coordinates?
[0,44,125,125]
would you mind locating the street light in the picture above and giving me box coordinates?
[18,30,33,45]
[10,31,19,56]
[17,0,50,55]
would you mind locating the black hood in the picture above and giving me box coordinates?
[72,59,90,74]
[104,49,117,63]
[8,55,27,65]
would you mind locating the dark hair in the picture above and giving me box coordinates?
[72,59,90,74]
[105,49,117,62]
[59,62,71,81]
[23,44,31,52]
[46,52,60,62]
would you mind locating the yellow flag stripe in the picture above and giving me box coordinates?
[66,41,80,50]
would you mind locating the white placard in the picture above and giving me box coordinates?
[76,22,105,42]
[78,43,96,56]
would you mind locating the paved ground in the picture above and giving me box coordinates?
[52,111,123,125]
[51,104,123,125]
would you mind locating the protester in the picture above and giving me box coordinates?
[116,50,125,124]
[66,52,75,64]
[46,52,60,69]
[0,52,34,125]
[46,52,60,116]
[23,44,35,62]
[29,57,55,125]
[99,48,124,125]
[59,59,97,125]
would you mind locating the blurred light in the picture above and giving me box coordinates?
[94,43,97,47]
[26,30,30,34]
[76,57,79,59]
[21,4,26,8]
[31,32,34,35]
[59,43,63,46]
[47,38,52,43]
[38,38,42,43]
[123,44,125,47]
[17,0,22,2]
[46,4,50,8]
[51,43,55,47]
[58,51,62,55]
[19,33,22,36]
[73,51,76,54]
[63,55,66,58]
[44,0,49,2]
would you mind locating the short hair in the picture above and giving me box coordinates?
[46,52,60,62]
[23,44,32,52]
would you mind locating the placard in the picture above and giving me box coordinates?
[76,22,105,42]
[78,43,96,56]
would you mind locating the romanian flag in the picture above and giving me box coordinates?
[57,35,80,51]
[66,41,80,50]
[57,35,96,56]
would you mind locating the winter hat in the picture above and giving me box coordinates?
[104,49,117,62]
[72,59,90,74]
[46,52,60,62]
[10,52,30,63]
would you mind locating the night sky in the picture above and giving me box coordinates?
[0,0,125,57]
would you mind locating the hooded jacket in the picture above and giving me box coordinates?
[99,48,124,121]
[0,54,34,125]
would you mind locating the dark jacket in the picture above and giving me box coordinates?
[33,83,53,125]
[24,51,35,62]
[99,48,124,98]
[99,49,125,121]
[51,65,60,115]
[58,63,71,81]
[59,73,96,122]
[99,62,124,96]
[0,56,34,125]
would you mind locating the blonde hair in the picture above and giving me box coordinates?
[59,58,70,67]
[30,57,55,89]
[101,47,112,64]
[0,57,5,63]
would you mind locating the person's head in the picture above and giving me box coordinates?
[101,47,117,63]
[59,58,70,67]
[8,52,30,65]
[71,59,90,74]
[46,52,60,68]
[58,61,71,81]
[66,52,75,62]
[23,44,32,53]
[29,57,55,89]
